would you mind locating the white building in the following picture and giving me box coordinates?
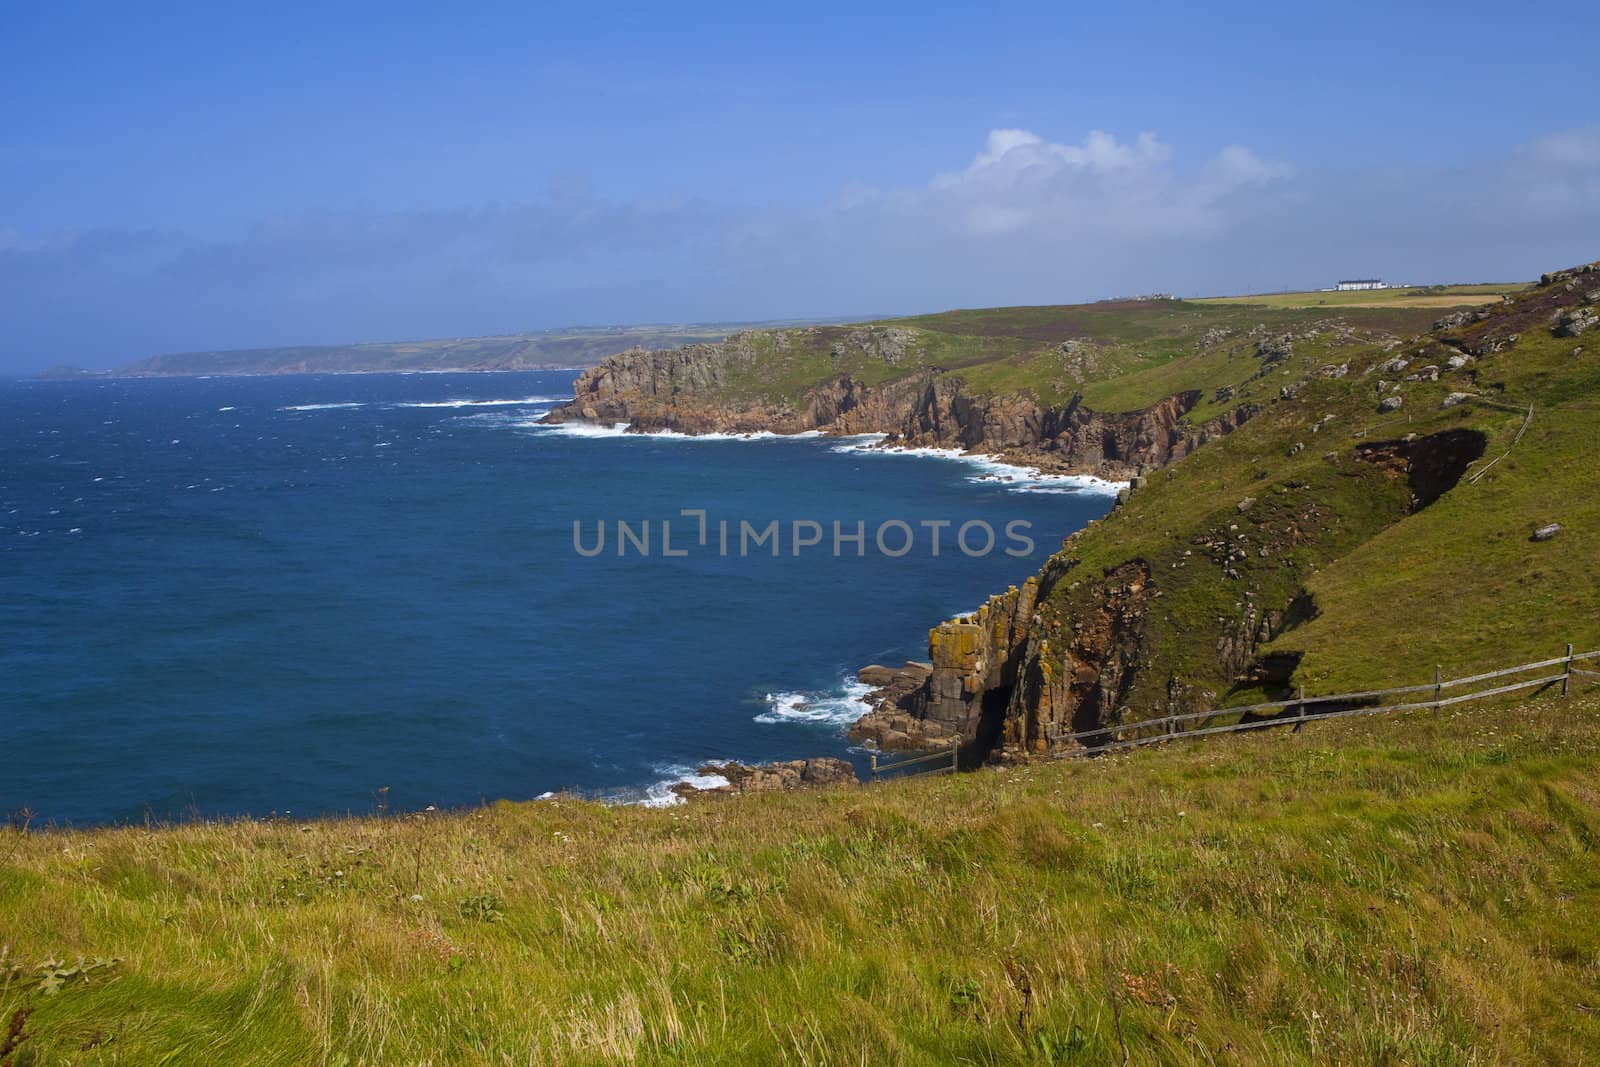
[1336,279,1387,291]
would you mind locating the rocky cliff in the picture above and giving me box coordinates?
[850,550,1157,757]
[543,327,1256,480]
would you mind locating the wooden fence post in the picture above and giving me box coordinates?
[1293,685,1306,733]
[1564,643,1574,697]
[1434,665,1442,715]
[950,737,960,774]
[869,749,878,785]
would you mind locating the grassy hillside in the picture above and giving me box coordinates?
[934,264,1599,729]
[3,692,1597,1065]
[692,301,1463,413]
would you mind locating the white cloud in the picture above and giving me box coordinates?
[874,128,1291,241]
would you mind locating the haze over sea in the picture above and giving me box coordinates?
[1,370,1112,824]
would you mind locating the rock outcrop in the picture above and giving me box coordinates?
[679,758,858,799]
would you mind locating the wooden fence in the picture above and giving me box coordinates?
[1048,644,1599,757]
[867,736,960,783]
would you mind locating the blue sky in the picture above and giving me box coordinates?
[2,2,1596,371]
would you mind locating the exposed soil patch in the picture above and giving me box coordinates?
[1354,428,1487,510]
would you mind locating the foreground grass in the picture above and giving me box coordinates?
[3,696,1599,1065]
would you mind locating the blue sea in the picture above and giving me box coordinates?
[0,371,1113,824]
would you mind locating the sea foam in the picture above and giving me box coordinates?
[636,765,733,807]
[755,678,875,727]
[831,436,1124,496]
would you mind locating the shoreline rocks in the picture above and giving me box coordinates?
[674,758,858,800]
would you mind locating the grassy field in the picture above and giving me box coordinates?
[3,691,1598,1065]
[1192,283,1527,310]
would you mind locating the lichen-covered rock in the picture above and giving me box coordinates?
[830,327,919,366]
[1256,335,1293,363]
[1554,307,1598,338]
[1379,395,1404,413]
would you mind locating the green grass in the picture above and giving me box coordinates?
[697,300,1451,413]
[3,694,1599,1064]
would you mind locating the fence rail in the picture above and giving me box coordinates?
[868,737,960,783]
[1049,644,1596,758]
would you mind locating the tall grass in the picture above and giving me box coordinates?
[2,693,1598,1064]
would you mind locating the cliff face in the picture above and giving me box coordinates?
[545,331,1255,480]
[849,553,1156,757]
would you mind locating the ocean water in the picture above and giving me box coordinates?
[0,371,1114,824]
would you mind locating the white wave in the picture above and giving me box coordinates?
[523,420,634,437]
[280,402,366,412]
[755,678,875,727]
[637,765,733,807]
[961,455,1124,496]
[639,428,812,442]
[392,395,568,409]
[217,406,236,412]
[831,437,1125,495]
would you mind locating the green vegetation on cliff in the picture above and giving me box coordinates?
[3,694,1598,1064]
[1027,266,1600,712]
[701,300,1461,413]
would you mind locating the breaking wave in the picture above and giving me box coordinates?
[830,436,1123,495]
[755,677,874,727]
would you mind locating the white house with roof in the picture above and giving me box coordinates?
[1335,279,1387,291]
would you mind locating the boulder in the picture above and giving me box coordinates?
[1441,392,1476,408]
[1378,395,1404,413]
[856,664,899,687]
[1530,523,1562,543]
[1554,307,1598,338]
[1256,335,1293,363]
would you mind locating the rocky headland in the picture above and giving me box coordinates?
[540,326,1257,481]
